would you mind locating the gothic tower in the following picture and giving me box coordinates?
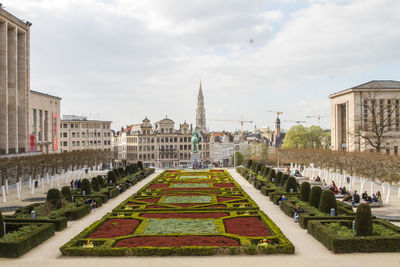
[196,82,207,133]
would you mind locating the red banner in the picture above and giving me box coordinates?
[53,113,58,151]
[29,134,36,152]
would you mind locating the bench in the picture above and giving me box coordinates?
[342,200,383,208]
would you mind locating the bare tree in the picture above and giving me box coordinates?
[355,92,399,152]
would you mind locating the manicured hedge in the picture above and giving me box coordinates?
[0,222,55,258]
[307,219,400,253]
[5,217,67,232]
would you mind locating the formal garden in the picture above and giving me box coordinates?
[0,159,154,258]
[237,158,400,253]
[60,169,294,256]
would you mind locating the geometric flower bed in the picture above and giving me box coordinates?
[60,169,294,256]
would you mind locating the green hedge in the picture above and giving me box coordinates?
[62,205,90,220]
[5,217,67,232]
[269,192,300,205]
[298,214,354,229]
[0,222,55,258]
[307,219,400,253]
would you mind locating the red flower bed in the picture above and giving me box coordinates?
[224,217,270,237]
[141,212,229,218]
[115,236,239,247]
[90,219,141,238]
[214,183,236,188]
[148,183,170,189]
[162,188,219,191]
[217,196,238,202]
[136,198,160,203]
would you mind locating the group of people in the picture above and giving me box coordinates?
[70,179,82,190]
[342,190,382,204]
[84,197,97,211]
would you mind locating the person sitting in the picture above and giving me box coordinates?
[84,197,91,205]
[366,195,372,203]
[362,191,368,201]
[322,179,327,187]
[342,193,352,202]
[333,186,339,194]
[376,191,382,202]
[353,190,360,204]
[293,205,304,222]
[371,194,378,202]
[294,170,301,177]
[89,198,97,211]
[278,195,287,207]
[315,176,321,182]
[340,186,347,195]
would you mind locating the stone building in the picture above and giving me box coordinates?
[209,132,234,167]
[0,7,31,154]
[59,115,112,153]
[29,90,61,153]
[330,80,400,154]
[116,117,211,168]
[196,82,207,133]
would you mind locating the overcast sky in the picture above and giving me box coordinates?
[4,0,400,132]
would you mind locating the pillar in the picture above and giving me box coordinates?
[7,26,17,153]
[0,21,8,154]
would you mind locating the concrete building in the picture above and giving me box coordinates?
[29,90,61,153]
[330,80,400,154]
[209,132,234,167]
[115,117,211,168]
[59,115,112,153]
[0,7,31,154]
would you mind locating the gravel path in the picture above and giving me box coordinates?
[0,168,399,267]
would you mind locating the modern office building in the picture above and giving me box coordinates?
[330,80,400,154]
[0,6,31,154]
[59,115,112,153]
[29,90,61,153]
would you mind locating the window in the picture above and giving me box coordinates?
[63,141,67,146]
[63,123,67,128]
[70,123,74,128]
[394,146,398,155]
[72,132,75,138]
[63,132,67,138]
[44,111,48,141]
[388,99,392,131]
[76,141,80,146]
[396,100,400,131]
[82,132,85,138]
[72,141,76,147]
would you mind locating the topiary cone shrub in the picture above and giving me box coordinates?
[108,171,117,184]
[0,211,4,238]
[280,174,289,187]
[91,177,100,192]
[117,167,125,177]
[309,186,322,208]
[246,160,253,169]
[81,178,91,195]
[300,182,311,202]
[131,163,138,173]
[267,169,276,182]
[47,188,62,209]
[113,169,121,180]
[355,203,372,236]
[61,186,72,202]
[262,167,270,178]
[97,175,104,188]
[125,165,132,175]
[319,190,337,214]
[137,161,144,171]
[276,171,283,185]
[285,176,297,193]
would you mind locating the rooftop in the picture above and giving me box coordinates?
[330,80,400,98]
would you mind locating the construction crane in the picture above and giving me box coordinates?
[284,120,306,125]
[267,110,283,118]
[208,116,253,137]
[306,114,328,124]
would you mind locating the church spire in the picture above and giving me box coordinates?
[196,81,207,133]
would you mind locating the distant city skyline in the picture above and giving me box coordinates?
[3,0,400,132]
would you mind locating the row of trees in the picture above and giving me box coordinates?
[0,150,113,186]
[277,148,400,184]
[282,125,331,149]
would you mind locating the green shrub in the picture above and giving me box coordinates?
[113,168,121,180]
[81,178,91,195]
[91,177,100,192]
[137,161,144,170]
[125,165,132,175]
[267,169,276,182]
[280,174,289,187]
[107,171,117,184]
[285,176,297,193]
[246,159,252,169]
[0,211,4,238]
[263,167,270,178]
[61,186,72,202]
[46,188,62,209]
[355,203,372,236]
[309,186,322,208]
[117,167,125,176]
[276,171,283,184]
[319,190,337,214]
[97,175,104,188]
[300,182,311,202]
[256,163,263,174]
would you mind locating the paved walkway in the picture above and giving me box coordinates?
[0,168,399,267]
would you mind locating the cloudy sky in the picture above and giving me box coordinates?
[4,0,400,132]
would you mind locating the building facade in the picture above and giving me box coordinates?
[330,80,400,154]
[209,132,234,167]
[0,7,31,154]
[115,117,211,168]
[29,90,61,153]
[59,115,112,153]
